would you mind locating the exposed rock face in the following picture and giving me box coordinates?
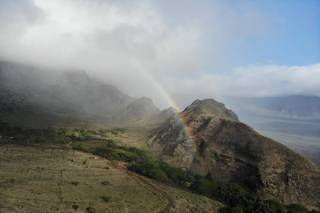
[149,99,320,209]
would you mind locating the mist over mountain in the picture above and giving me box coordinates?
[1,60,319,165]
[1,60,320,211]
[0,60,161,127]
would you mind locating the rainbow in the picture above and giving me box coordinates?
[133,65,195,144]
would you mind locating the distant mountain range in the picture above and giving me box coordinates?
[225,96,320,119]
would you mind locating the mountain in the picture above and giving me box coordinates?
[122,97,160,120]
[155,107,176,123]
[148,99,320,209]
[0,61,160,127]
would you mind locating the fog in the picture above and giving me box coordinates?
[0,0,319,109]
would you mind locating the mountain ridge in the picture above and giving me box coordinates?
[149,99,320,209]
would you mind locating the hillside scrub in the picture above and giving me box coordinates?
[71,138,318,213]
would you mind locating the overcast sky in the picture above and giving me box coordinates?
[0,0,319,108]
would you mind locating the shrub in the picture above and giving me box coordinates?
[86,207,97,213]
[219,206,244,213]
[286,204,309,213]
[231,206,244,213]
[70,181,79,186]
[72,204,79,210]
[128,160,169,182]
[101,181,110,186]
[93,147,140,162]
[101,196,111,203]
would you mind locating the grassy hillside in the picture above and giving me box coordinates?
[0,145,222,213]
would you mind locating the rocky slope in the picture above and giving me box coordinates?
[148,99,320,209]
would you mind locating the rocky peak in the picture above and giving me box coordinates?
[182,99,238,121]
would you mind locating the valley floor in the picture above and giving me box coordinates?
[0,144,222,213]
[258,130,320,165]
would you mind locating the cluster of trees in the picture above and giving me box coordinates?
[130,159,319,213]
[0,122,70,145]
[61,127,127,141]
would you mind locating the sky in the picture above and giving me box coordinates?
[0,0,319,108]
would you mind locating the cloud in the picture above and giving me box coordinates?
[0,0,43,42]
[218,64,320,97]
[0,0,318,108]
[0,0,201,72]
[163,64,320,107]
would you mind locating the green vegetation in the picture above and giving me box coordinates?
[101,195,111,203]
[110,127,127,135]
[86,206,97,213]
[285,204,319,213]
[0,122,70,145]
[129,159,294,213]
